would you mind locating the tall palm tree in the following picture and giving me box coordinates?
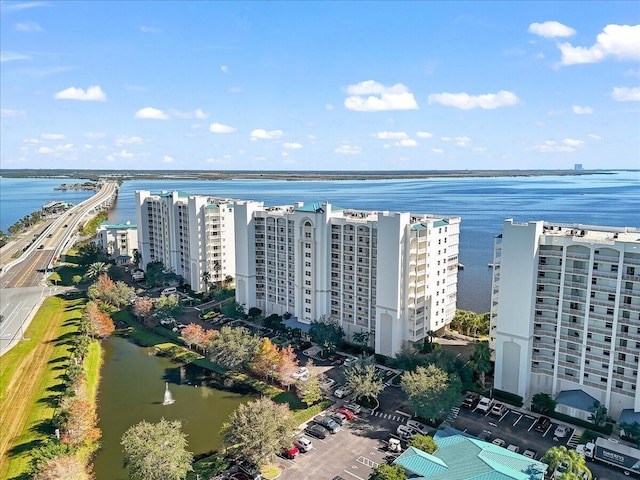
[85,261,111,280]
[201,270,211,292]
[469,341,492,389]
[213,260,222,286]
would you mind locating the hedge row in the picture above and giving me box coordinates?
[492,388,524,407]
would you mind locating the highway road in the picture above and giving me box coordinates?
[0,180,119,356]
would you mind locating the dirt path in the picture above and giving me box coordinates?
[0,303,64,477]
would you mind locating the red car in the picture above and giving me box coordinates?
[281,446,299,459]
[333,407,355,420]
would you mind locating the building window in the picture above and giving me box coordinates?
[616,381,623,389]
[619,353,626,361]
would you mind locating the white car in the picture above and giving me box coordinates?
[294,436,313,453]
[554,425,570,438]
[334,386,352,399]
[492,438,506,447]
[292,367,310,380]
[476,396,494,413]
[507,444,520,453]
[396,424,417,440]
[406,420,429,435]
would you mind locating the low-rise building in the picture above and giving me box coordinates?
[95,221,138,264]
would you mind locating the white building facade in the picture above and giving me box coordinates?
[95,221,138,263]
[135,190,236,291]
[234,200,460,357]
[491,220,640,418]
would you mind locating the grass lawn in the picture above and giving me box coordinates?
[0,296,87,480]
[84,340,102,404]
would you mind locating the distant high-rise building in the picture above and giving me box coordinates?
[574,164,584,171]
[234,200,460,357]
[135,190,236,291]
[491,219,640,419]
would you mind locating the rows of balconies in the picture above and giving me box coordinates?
[538,264,562,272]
[565,251,590,260]
[593,270,619,279]
[537,277,561,286]
[622,273,640,282]
[540,249,563,258]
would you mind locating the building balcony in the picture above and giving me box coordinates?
[565,252,590,260]
[620,303,640,312]
[622,274,640,282]
[564,267,588,275]
[537,277,561,286]
[590,298,617,307]
[563,280,588,289]
[540,249,563,258]
[539,264,562,272]
[594,253,620,263]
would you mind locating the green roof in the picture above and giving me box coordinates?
[99,221,137,229]
[295,202,327,213]
[411,224,428,231]
[433,219,449,227]
[393,428,547,480]
[204,204,219,209]
[158,190,190,198]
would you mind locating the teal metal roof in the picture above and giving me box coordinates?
[99,221,137,229]
[158,190,190,198]
[295,202,326,213]
[393,428,547,480]
[433,219,449,227]
[204,204,219,209]
[411,224,428,231]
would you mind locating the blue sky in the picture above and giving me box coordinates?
[1,1,638,171]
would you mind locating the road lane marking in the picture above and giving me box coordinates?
[343,470,365,480]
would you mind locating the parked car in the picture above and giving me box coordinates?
[476,396,494,413]
[305,424,329,439]
[334,385,352,399]
[478,430,492,441]
[281,446,299,459]
[344,403,362,415]
[507,444,520,453]
[292,367,310,380]
[523,449,537,459]
[406,420,429,435]
[492,438,506,447]
[462,392,480,409]
[534,416,552,433]
[238,462,262,480]
[330,412,348,426]
[294,436,313,453]
[314,416,341,433]
[333,407,355,420]
[490,403,508,416]
[554,425,570,438]
[396,424,417,441]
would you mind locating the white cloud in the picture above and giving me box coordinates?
[251,129,283,140]
[416,131,433,139]
[140,25,162,33]
[441,137,451,142]
[530,138,584,152]
[528,21,576,38]
[117,150,135,159]
[41,133,65,140]
[307,134,317,141]
[395,139,418,147]
[335,144,362,155]
[134,107,169,120]
[163,155,174,163]
[15,21,43,31]
[55,85,107,101]
[1,51,31,62]
[209,122,237,133]
[472,146,487,152]
[23,138,39,144]
[375,131,408,140]
[1,108,27,117]
[572,105,594,114]
[283,142,303,149]
[38,146,54,154]
[558,24,640,65]
[171,108,209,120]
[428,90,520,110]
[1,2,48,13]
[326,103,335,110]
[220,65,228,73]
[84,131,106,139]
[611,86,640,102]
[432,148,444,154]
[344,80,418,112]
[115,135,143,146]
[622,68,640,78]
[454,136,472,147]
[588,134,602,141]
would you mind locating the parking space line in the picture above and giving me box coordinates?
[512,413,523,426]
[343,470,365,480]
[499,411,509,422]
[357,456,379,468]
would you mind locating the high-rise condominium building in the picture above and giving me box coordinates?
[234,200,460,357]
[135,191,236,291]
[491,219,640,418]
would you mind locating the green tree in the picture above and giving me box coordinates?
[156,294,184,318]
[77,242,107,265]
[352,331,372,350]
[409,434,438,454]
[400,364,463,420]
[201,270,211,292]
[531,392,557,414]
[84,261,110,281]
[587,402,612,427]
[393,344,423,371]
[541,446,591,480]
[368,463,407,480]
[621,421,640,447]
[251,337,281,380]
[309,317,345,356]
[121,418,193,480]
[222,300,246,319]
[209,325,260,370]
[101,280,135,309]
[469,342,492,389]
[213,260,222,286]
[220,397,297,466]
[132,249,141,266]
[248,307,262,320]
[72,274,83,285]
[344,362,384,403]
[297,372,322,406]
[32,454,92,480]
[28,439,74,478]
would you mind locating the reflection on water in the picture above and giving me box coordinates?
[93,334,253,480]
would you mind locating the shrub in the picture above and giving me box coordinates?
[492,388,524,407]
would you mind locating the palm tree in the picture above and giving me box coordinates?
[132,249,141,266]
[201,270,211,292]
[542,446,592,480]
[469,341,492,389]
[224,274,233,288]
[84,261,110,280]
[588,402,612,427]
[213,261,222,286]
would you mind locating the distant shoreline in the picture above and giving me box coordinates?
[0,169,623,182]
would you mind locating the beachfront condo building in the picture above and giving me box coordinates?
[491,219,640,419]
[234,200,460,357]
[135,190,236,291]
[95,220,138,264]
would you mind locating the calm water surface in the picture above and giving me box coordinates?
[93,335,250,480]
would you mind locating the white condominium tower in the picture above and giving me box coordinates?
[234,200,460,357]
[135,190,236,291]
[491,220,640,418]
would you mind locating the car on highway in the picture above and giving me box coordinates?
[304,423,329,439]
[534,416,552,433]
